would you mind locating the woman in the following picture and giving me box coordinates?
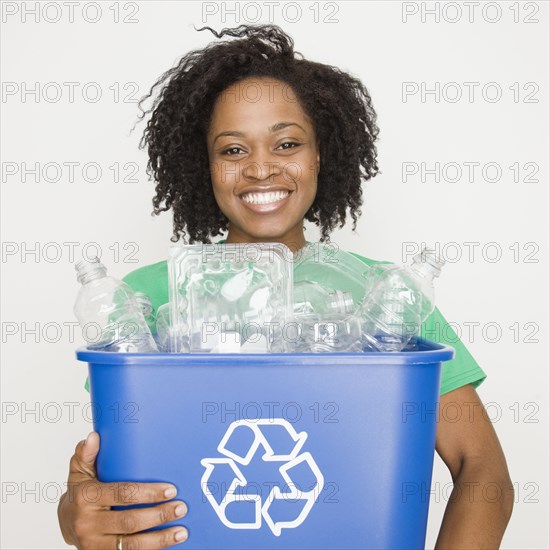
[58,25,513,549]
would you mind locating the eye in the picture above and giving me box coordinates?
[278,142,301,150]
[221,146,245,156]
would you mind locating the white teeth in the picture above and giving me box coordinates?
[242,190,289,205]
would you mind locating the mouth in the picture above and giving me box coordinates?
[241,189,291,205]
[239,189,293,213]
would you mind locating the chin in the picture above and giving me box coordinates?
[236,223,292,241]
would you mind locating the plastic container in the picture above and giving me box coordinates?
[77,340,454,550]
[168,243,292,353]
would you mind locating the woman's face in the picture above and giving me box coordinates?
[206,77,320,253]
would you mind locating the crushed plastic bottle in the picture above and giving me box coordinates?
[293,280,354,316]
[135,292,156,333]
[156,302,190,353]
[285,280,361,352]
[155,303,170,352]
[357,248,445,352]
[74,258,158,352]
[283,313,364,353]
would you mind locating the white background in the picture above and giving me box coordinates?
[1,1,548,548]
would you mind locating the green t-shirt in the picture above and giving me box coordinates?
[85,241,486,396]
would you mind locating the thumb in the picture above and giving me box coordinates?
[68,432,100,482]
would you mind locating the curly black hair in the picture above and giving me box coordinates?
[136,24,380,244]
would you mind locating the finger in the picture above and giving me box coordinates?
[94,481,179,507]
[68,432,100,483]
[104,500,188,535]
[114,526,189,550]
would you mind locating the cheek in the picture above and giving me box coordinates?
[209,162,224,191]
[210,165,234,203]
[283,163,300,183]
[283,158,318,187]
[209,170,226,207]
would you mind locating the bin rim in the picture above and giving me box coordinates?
[76,338,454,366]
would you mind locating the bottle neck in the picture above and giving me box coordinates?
[135,293,152,316]
[329,290,355,315]
[411,249,444,281]
[76,259,107,285]
[410,261,439,282]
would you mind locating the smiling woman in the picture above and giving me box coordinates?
[57,24,513,550]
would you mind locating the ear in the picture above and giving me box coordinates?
[316,141,321,175]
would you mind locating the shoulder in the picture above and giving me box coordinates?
[346,249,393,267]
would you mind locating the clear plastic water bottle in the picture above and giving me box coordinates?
[287,313,364,353]
[357,248,444,352]
[74,258,158,352]
[284,280,361,353]
[293,280,354,316]
[135,292,156,333]
[156,302,190,353]
[155,303,170,352]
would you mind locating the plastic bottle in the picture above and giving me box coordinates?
[288,313,364,353]
[293,280,354,316]
[135,292,156,333]
[74,258,158,352]
[357,248,445,352]
[283,280,360,353]
[155,302,190,353]
[155,303,170,352]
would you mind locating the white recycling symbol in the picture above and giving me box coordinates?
[200,418,325,536]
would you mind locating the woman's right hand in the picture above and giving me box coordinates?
[57,432,189,549]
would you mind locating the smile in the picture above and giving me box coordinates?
[241,190,290,205]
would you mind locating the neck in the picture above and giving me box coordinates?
[224,226,307,254]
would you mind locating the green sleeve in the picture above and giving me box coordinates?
[421,306,487,395]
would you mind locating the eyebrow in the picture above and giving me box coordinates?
[213,122,305,143]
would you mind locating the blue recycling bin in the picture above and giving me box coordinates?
[76,339,454,550]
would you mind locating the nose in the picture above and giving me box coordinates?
[242,148,283,181]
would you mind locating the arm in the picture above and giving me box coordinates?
[434,384,514,549]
